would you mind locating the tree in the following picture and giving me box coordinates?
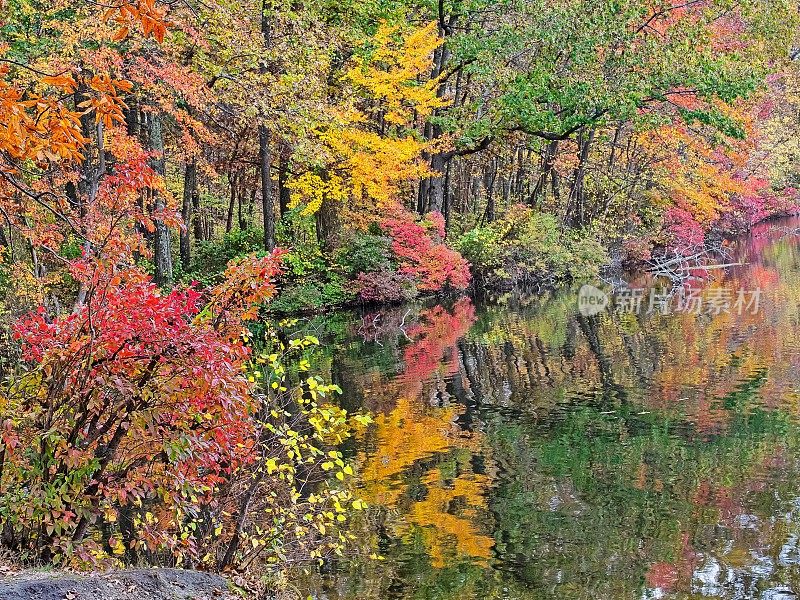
[0,1,370,576]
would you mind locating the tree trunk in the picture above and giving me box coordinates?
[259,0,276,250]
[238,178,247,231]
[192,178,203,242]
[552,161,561,205]
[226,171,237,233]
[73,88,108,309]
[278,155,291,217]
[566,128,595,228]
[315,192,339,253]
[418,12,454,214]
[514,147,525,197]
[125,101,148,251]
[530,140,558,207]
[608,124,621,170]
[248,186,257,225]
[259,125,275,249]
[152,196,173,288]
[145,112,173,287]
[180,160,197,271]
[428,153,448,213]
[442,159,452,229]
[484,158,498,223]
[417,173,431,214]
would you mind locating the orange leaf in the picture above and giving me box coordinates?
[41,74,77,93]
[113,26,130,41]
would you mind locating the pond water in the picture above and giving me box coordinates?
[295,217,800,600]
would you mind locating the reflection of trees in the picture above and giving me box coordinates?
[461,268,800,598]
[488,372,800,599]
[293,224,800,599]
[349,299,497,572]
[576,313,618,398]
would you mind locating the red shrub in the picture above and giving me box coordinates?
[3,253,284,563]
[662,207,706,252]
[355,269,416,303]
[380,210,471,292]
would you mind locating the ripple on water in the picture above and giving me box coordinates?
[294,217,800,600]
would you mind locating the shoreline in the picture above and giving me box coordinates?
[267,211,800,318]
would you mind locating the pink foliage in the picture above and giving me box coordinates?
[716,178,800,234]
[355,270,416,303]
[401,298,476,382]
[663,175,800,252]
[756,97,776,120]
[425,211,446,239]
[380,210,471,292]
[663,207,705,251]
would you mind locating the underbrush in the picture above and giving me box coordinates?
[456,205,608,290]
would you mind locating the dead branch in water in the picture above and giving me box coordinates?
[646,241,740,285]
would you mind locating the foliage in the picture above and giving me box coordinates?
[347,21,448,126]
[286,20,445,223]
[1,0,798,317]
[1,263,259,564]
[268,274,357,314]
[381,211,471,293]
[206,324,372,574]
[0,254,369,575]
[335,232,395,278]
[456,206,607,289]
[270,213,470,309]
[190,229,265,285]
[660,207,706,252]
[274,211,329,279]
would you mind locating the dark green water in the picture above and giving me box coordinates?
[295,218,800,600]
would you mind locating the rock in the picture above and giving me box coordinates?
[0,568,238,600]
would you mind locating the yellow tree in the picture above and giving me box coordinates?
[287,21,449,238]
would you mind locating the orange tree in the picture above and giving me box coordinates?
[0,0,369,575]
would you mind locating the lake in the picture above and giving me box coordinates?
[292,217,800,600]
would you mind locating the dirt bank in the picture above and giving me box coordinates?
[0,568,238,600]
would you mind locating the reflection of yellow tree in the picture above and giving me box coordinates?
[410,470,494,567]
[353,299,494,566]
[359,395,494,567]
[360,397,462,505]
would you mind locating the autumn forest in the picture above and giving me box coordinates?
[2,0,800,598]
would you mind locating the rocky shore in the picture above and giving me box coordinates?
[0,568,237,600]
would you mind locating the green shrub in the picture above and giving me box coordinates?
[334,231,394,277]
[58,236,83,260]
[282,245,326,278]
[190,228,264,285]
[269,273,356,313]
[456,205,608,289]
[276,209,327,278]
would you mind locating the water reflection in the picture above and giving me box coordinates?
[294,218,800,599]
